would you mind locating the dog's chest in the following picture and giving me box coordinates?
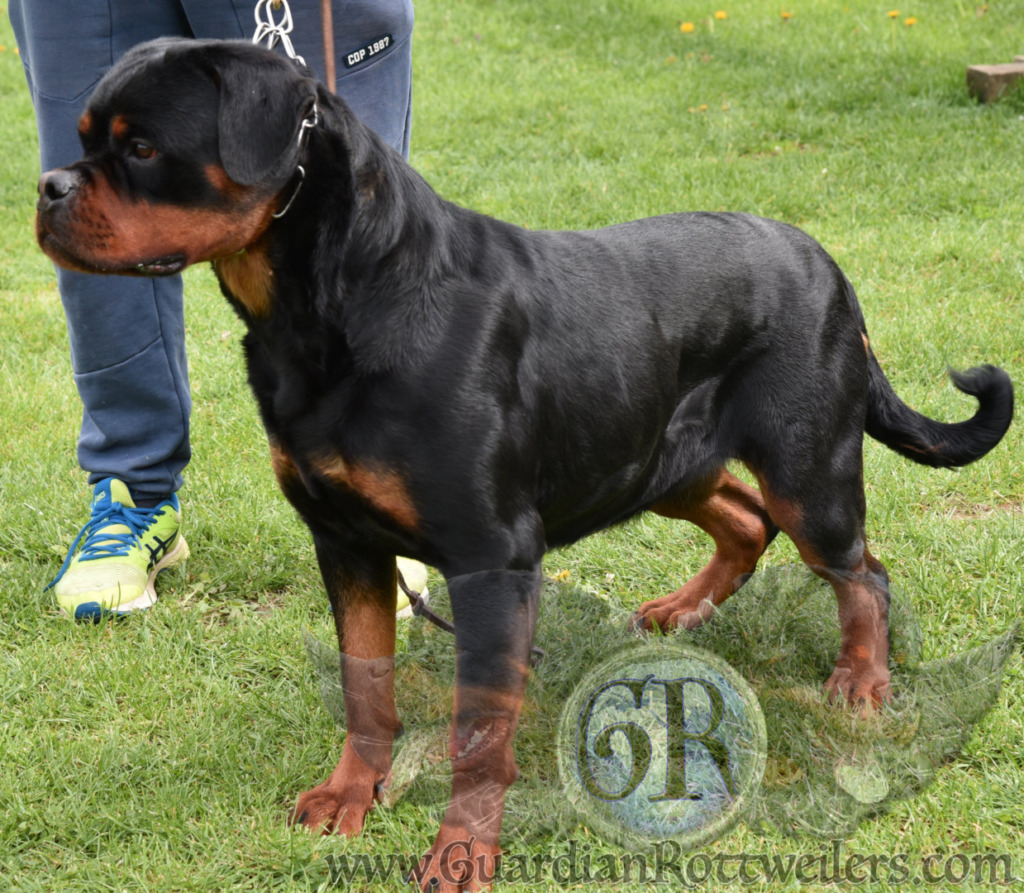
[213,248,274,319]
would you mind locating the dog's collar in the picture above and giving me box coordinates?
[273,165,306,219]
[296,100,319,148]
[272,101,319,220]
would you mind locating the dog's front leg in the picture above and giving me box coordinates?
[414,568,541,893]
[292,539,401,836]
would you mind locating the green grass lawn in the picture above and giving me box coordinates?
[1,1,1023,890]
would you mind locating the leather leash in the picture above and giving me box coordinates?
[398,571,545,668]
[319,0,336,94]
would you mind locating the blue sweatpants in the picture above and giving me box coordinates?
[10,0,414,503]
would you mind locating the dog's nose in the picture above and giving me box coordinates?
[38,169,80,204]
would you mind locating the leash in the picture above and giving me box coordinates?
[320,0,337,95]
[398,571,545,668]
[253,0,336,93]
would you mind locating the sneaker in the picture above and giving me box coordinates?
[395,556,429,619]
[47,478,189,621]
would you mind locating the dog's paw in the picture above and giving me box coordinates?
[290,744,386,836]
[410,827,500,892]
[824,665,892,714]
[290,780,376,836]
[631,592,716,633]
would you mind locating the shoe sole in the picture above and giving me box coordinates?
[72,535,191,622]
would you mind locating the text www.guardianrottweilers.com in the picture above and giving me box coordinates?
[325,840,1019,887]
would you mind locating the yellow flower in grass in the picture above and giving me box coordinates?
[887,9,900,17]
[904,16,918,25]
[681,21,696,33]
[781,11,793,20]
[714,10,728,19]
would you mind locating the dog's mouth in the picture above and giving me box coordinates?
[132,254,187,276]
[37,227,187,278]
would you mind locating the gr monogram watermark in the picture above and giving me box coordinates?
[556,640,766,849]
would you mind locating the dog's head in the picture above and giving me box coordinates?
[35,39,319,276]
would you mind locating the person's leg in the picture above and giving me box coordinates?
[11,0,194,503]
[10,0,197,617]
[190,0,414,158]
[299,0,415,158]
[12,0,416,615]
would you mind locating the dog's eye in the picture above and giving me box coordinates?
[130,141,158,161]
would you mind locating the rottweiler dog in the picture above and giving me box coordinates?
[36,39,1013,891]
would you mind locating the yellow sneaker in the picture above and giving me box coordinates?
[395,557,429,618]
[48,478,189,620]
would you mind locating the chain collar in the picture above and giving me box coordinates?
[252,0,305,65]
[272,101,319,220]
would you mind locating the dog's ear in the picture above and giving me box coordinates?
[207,47,318,187]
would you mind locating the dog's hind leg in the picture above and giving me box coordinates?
[750,465,892,710]
[292,539,402,836]
[633,469,778,632]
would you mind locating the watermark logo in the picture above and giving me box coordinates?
[557,639,766,849]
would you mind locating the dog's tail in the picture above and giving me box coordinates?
[840,272,1014,468]
[864,353,1014,468]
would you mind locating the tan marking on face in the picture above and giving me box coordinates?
[37,167,276,274]
[78,111,94,139]
[205,164,233,194]
[313,454,420,531]
[111,114,130,141]
[861,332,870,355]
[213,245,274,318]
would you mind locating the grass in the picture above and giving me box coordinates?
[1,0,1023,890]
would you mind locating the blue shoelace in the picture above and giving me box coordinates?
[46,499,163,590]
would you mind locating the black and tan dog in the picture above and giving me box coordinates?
[36,39,1012,890]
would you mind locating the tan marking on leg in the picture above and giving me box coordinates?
[636,470,776,631]
[293,652,401,836]
[295,564,400,837]
[331,581,399,658]
[751,469,890,709]
[822,553,891,709]
[415,685,526,892]
[751,477,806,547]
